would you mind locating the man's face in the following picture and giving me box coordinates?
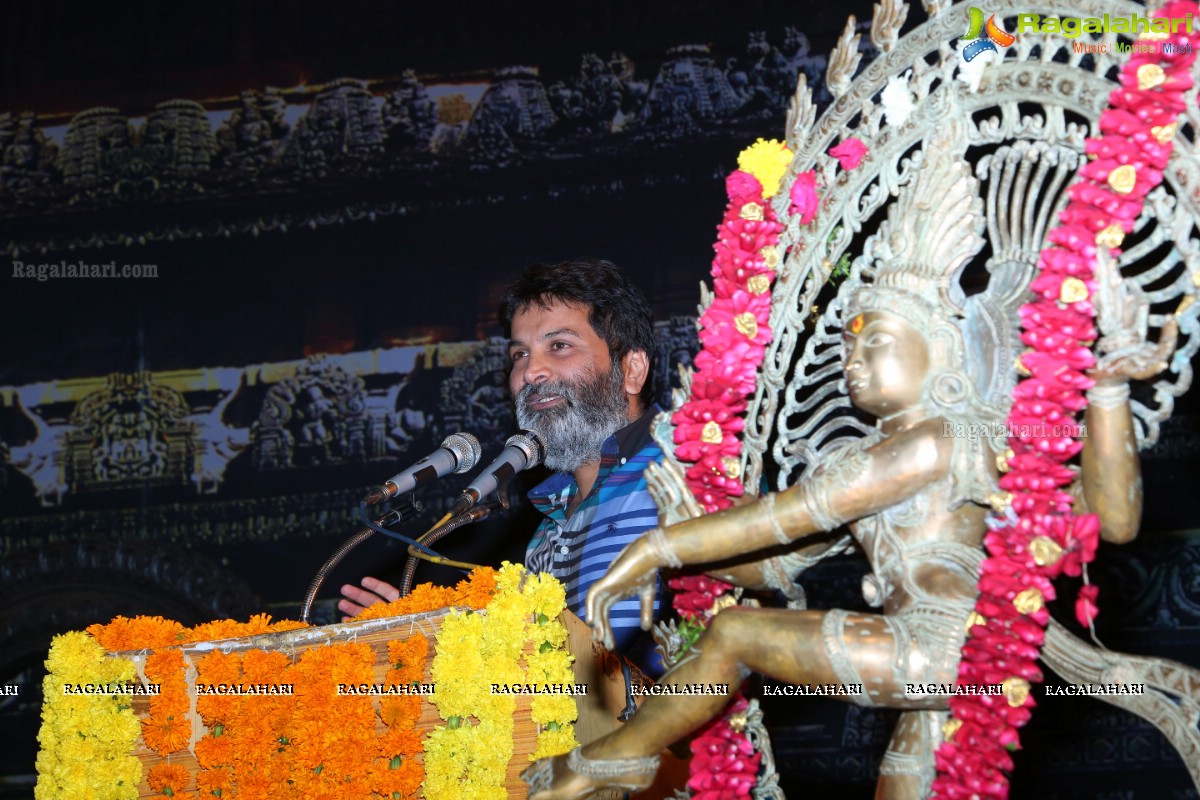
[507,301,639,473]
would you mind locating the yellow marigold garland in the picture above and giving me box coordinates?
[520,571,579,760]
[425,563,578,798]
[35,631,143,800]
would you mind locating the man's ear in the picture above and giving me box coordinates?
[620,350,650,399]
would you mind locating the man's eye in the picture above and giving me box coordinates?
[549,340,570,351]
[509,351,527,362]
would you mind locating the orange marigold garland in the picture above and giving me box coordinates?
[147,762,191,799]
[194,650,241,796]
[184,613,307,645]
[232,649,293,800]
[375,636,429,798]
[59,568,523,798]
[358,566,498,620]
[142,649,191,757]
[88,615,187,652]
[285,642,379,797]
[88,614,308,653]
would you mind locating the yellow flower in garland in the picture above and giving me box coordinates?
[35,631,143,800]
[517,568,579,760]
[523,571,568,622]
[426,562,580,795]
[736,138,794,198]
[531,723,579,761]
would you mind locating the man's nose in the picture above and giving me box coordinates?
[522,351,552,385]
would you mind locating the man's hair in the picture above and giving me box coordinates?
[499,259,656,404]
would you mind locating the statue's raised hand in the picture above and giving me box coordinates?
[585,535,662,651]
[1091,249,1178,383]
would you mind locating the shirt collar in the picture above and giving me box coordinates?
[606,403,660,464]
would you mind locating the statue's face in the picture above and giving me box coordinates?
[843,310,929,417]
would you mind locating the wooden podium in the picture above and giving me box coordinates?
[118,607,685,798]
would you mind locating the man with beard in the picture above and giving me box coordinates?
[340,259,664,670]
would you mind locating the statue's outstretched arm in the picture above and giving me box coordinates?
[587,418,952,649]
[1078,251,1178,544]
[703,537,843,595]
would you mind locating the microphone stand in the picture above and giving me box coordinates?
[398,502,501,597]
[300,501,421,623]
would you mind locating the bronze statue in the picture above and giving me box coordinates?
[523,126,1186,799]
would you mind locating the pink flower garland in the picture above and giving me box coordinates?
[670,139,859,798]
[672,170,781,515]
[668,162,782,799]
[932,8,1197,798]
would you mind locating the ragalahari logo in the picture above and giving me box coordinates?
[961,7,1016,61]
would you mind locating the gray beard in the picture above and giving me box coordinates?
[515,362,630,474]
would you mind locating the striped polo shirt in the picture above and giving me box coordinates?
[525,406,664,674]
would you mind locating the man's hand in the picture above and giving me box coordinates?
[585,536,660,651]
[338,577,400,621]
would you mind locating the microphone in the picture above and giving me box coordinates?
[448,430,545,516]
[362,432,482,505]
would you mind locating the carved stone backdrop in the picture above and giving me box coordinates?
[1,2,1199,798]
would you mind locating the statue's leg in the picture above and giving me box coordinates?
[1044,619,1200,793]
[527,605,941,800]
[874,710,947,800]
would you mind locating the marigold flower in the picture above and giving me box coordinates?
[735,138,793,198]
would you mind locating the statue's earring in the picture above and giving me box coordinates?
[930,370,969,408]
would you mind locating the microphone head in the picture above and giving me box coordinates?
[507,429,546,470]
[442,432,482,473]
